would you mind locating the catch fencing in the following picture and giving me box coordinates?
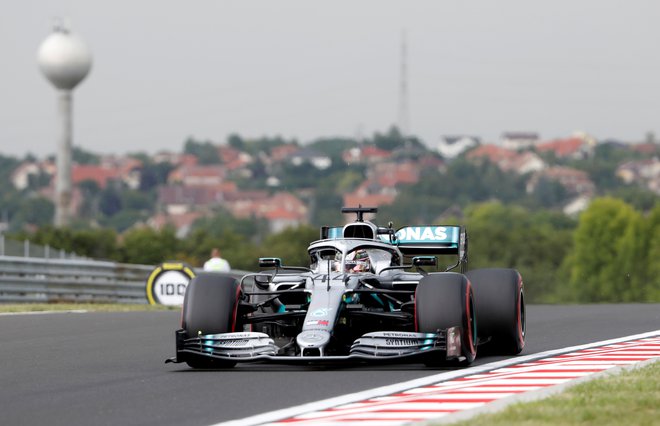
[0,234,87,260]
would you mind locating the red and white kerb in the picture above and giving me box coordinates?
[262,336,660,425]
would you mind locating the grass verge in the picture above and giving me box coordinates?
[443,359,659,426]
[0,303,178,313]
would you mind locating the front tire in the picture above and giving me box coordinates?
[181,272,240,368]
[466,268,525,355]
[415,273,476,366]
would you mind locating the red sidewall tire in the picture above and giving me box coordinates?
[467,268,525,355]
[415,273,477,365]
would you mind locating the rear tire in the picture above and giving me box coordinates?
[415,273,476,366]
[466,268,525,355]
[181,272,240,368]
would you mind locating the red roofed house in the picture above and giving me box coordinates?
[342,161,421,208]
[158,182,237,215]
[502,151,546,175]
[218,146,253,171]
[630,143,660,155]
[99,155,143,189]
[57,155,141,192]
[167,165,226,186]
[223,191,270,218]
[72,165,121,188]
[262,208,304,233]
[536,136,594,160]
[270,144,301,163]
[467,144,518,164]
[372,161,420,187]
[343,179,397,209]
[342,145,392,165]
[466,145,545,174]
[224,191,308,233]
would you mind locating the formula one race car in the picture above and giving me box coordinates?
[166,207,526,368]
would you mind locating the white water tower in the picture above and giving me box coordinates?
[37,21,92,227]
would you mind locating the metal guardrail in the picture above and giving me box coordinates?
[0,255,254,304]
[0,255,153,304]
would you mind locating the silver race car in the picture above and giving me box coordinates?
[167,206,526,368]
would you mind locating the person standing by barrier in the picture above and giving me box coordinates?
[203,248,231,272]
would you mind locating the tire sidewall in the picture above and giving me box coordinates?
[415,273,477,364]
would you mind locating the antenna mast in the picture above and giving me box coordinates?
[397,30,410,138]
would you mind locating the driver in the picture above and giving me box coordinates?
[346,249,371,273]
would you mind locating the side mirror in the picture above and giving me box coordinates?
[412,256,437,267]
[253,274,271,290]
[259,257,282,268]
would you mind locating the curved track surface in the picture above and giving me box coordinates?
[1,304,658,426]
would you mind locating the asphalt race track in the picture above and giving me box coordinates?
[1,304,658,426]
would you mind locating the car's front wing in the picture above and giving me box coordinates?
[166,327,465,365]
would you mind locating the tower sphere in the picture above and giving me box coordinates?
[37,27,92,90]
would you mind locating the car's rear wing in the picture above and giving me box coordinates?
[379,226,466,257]
[321,225,466,256]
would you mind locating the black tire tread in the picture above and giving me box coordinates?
[466,268,525,355]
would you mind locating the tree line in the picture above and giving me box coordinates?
[11,197,659,303]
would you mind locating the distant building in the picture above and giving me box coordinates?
[167,165,226,186]
[526,166,595,195]
[11,162,43,190]
[466,144,546,175]
[563,194,593,216]
[153,152,198,167]
[433,136,480,159]
[223,191,309,233]
[370,161,420,187]
[71,165,121,189]
[262,208,304,234]
[218,145,253,171]
[157,183,237,215]
[536,134,596,160]
[467,144,518,164]
[630,143,660,156]
[616,158,660,194]
[501,132,539,150]
[10,160,56,191]
[342,145,392,165]
[270,144,300,163]
[290,148,332,170]
[342,161,421,209]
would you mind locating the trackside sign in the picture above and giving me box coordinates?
[146,262,195,306]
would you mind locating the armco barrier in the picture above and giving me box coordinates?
[0,255,154,303]
[0,256,253,304]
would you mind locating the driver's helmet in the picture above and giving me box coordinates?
[346,249,371,273]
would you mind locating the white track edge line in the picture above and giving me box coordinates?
[0,309,88,316]
[210,329,660,426]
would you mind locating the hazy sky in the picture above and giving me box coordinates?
[1,0,659,157]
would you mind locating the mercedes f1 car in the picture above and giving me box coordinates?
[166,207,526,368]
